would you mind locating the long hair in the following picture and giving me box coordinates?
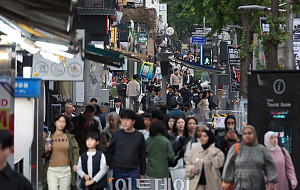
[172,117,186,136]
[184,117,197,137]
[49,114,71,133]
[189,125,205,148]
[242,125,258,146]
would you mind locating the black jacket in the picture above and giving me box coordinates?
[117,84,127,96]
[183,74,194,85]
[109,107,123,115]
[167,93,174,110]
[180,88,191,103]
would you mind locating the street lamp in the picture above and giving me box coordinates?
[238,5,268,11]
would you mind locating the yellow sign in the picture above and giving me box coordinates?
[118,0,127,6]
[0,108,10,130]
[111,27,117,48]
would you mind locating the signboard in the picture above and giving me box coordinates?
[230,65,240,92]
[293,18,300,63]
[15,77,41,98]
[228,46,240,65]
[139,61,153,79]
[119,23,128,42]
[118,0,127,6]
[138,32,149,43]
[260,17,270,33]
[192,36,206,44]
[212,114,227,129]
[248,71,300,179]
[228,46,241,92]
[32,52,84,81]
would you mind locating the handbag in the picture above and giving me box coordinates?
[222,143,239,190]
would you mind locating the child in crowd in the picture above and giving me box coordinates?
[77,132,107,190]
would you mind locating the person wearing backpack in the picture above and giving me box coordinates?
[264,131,298,190]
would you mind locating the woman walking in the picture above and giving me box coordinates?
[39,114,79,190]
[184,125,206,160]
[222,125,278,190]
[198,91,210,121]
[264,131,298,190]
[185,130,224,190]
[145,120,175,189]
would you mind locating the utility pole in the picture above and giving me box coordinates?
[285,0,295,70]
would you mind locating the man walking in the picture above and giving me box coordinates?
[70,105,101,154]
[106,110,146,190]
[117,78,127,109]
[63,103,75,120]
[126,75,141,112]
[180,83,191,104]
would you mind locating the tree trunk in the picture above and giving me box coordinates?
[266,0,279,69]
[240,10,252,99]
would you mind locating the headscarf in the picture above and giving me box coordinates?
[264,131,279,151]
[202,130,214,150]
[242,125,258,146]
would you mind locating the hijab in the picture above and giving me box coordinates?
[202,130,214,150]
[264,131,279,151]
[242,125,258,146]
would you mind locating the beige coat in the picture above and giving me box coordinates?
[126,79,140,97]
[185,145,224,190]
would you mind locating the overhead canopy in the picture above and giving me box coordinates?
[85,44,124,67]
[169,57,224,74]
[0,0,78,44]
[112,47,149,62]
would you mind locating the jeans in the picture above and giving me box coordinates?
[142,81,149,93]
[113,168,140,190]
[105,169,113,190]
[129,96,139,112]
[47,166,71,190]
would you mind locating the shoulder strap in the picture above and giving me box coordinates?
[234,143,239,159]
[281,147,286,158]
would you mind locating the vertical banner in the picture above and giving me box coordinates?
[228,46,241,92]
[139,61,153,79]
[200,44,203,65]
[0,45,15,165]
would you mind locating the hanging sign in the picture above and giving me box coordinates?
[139,61,153,79]
[138,32,149,43]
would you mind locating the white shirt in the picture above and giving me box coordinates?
[77,152,107,183]
[116,107,120,115]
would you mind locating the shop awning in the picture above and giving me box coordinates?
[0,0,78,44]
[85,44,124,67]
[112,47,149,61]
[169,57,224,74]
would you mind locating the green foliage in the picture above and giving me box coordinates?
[110,88,118,97]
[239,30,247,59]
[258,13,288,55]
[276,63,285,70]
[194,70,202,81]
[161,0,195,44]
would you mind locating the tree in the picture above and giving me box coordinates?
[182,0,266,98]
[161,0,196,50]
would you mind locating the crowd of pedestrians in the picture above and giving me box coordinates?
[35,95,298,190]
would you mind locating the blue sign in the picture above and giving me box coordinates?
[15,77,41,98]
[192,36,206,44]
